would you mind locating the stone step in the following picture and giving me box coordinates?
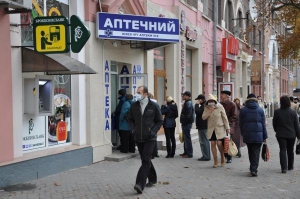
[157,129,199,150]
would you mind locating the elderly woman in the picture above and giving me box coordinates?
[232,98,245,157]
[202,94,230,168]
[240,94,268,177]
[273,96,300,173]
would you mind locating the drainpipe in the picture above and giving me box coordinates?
[261,0,265,102]
[213,0,218,95]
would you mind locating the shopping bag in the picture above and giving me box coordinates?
[179,132,184,143]
[296,139,300,155]
[228,140,238,156]
[261,142,270,161]
[223,135,230,154]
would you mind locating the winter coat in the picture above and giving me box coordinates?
[273,107,300,139]
[119,100,133,131]
[220,100,236,129]
[195,102,208,129]
[128,97,163,143]
[161,101,178,129]
[180,99,194,125]
[202,94,230,140]
[239,98,268,143]
[114,95,126,130]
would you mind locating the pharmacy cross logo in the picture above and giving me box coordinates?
[29,118,34,134]
[74,26,83,42]
[105,29,113,37]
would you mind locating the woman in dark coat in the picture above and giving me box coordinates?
[239,93,268,177]
[232,98,245,157]
[161,96,178,158]
[273,96,300,173]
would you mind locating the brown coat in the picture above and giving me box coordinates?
[221,100,236,129]
[202,94,230,140]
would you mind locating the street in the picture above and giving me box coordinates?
[1,119,299,199]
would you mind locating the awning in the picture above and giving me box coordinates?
[22,47,96,75]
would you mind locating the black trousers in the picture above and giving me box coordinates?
[277,137,296,171]
[164,127,176,156]
[119,130,135,153]
[247,143,262,173]
[136,140,157,190]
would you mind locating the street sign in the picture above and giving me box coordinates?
[33,16,69,54]
[70,15,91,53]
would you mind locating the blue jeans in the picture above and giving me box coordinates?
[198,129,210,160]
[182,123,193,157]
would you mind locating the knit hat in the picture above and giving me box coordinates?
[247,93,256,99]
[166,96,173,102]
[118,89,126,96]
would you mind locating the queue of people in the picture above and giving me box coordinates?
[117,85,300,194]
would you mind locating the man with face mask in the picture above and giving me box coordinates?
[127,86,163,194]
[220,90,236,163]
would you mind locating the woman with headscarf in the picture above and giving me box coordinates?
[273,96,300,173]
[161,96,178,158]
[202,94,230,168]
[232,98,245,157]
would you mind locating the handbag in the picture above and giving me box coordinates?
[261,142,270,161]
[228,139,238,156]
[179,132,184,143]
[223,134,230,154]
[296,139,300,155]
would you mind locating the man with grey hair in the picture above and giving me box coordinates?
[220,90,236,163]
[128,85,163,194]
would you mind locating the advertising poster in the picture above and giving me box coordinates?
[22,115,46,151]
[250,60,262,85]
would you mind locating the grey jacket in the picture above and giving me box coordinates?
[273,107,300,139]
[128,98,163,143]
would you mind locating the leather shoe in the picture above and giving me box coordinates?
[166,155,170,158]
[180,153,186,156]
[226,159,232,163]
[134,184,143,194]
[282,169,287,173]
[145,182,156,187]
[182,154,193,158]
[250,171,257,177]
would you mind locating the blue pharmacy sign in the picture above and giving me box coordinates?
[96,13,180,43]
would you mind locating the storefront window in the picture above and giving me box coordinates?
[186,49,192,92]
[21,0,69,46]
[49,75,72,146]
[154,47,165,70]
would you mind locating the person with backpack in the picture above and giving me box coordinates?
[161,96,178,158]
[119,94,135,153]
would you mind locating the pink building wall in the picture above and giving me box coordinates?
[0,8,14,163]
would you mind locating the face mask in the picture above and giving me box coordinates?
[136,94,143,101]
[208,102,215,106]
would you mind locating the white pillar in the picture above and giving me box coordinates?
[70,0,87,145]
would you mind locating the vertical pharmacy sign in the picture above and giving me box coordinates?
[104,60,110,132]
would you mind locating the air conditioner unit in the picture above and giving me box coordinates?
[0,0,32,10]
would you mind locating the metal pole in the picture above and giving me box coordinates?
[261,0,265,101]
[213,0,218,95]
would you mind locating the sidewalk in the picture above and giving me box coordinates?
[0,119,299,199]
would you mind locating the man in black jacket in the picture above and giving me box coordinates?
[195,94,210,161]
[128,86,163,194]
[180,91,195,158]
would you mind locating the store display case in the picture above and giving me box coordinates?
[24,75,54,116]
